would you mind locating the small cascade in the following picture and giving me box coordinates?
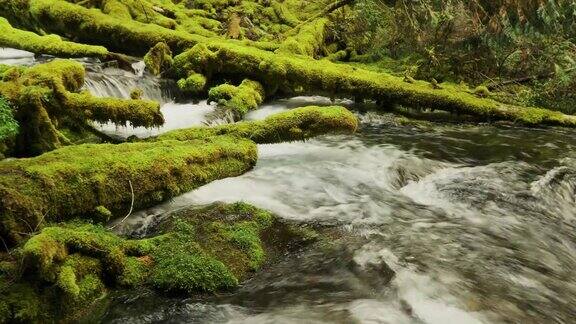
[95,101,218,139]
[83,61,174,104]
[0,48,35,65]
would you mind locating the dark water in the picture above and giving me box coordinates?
[102,101,576,324]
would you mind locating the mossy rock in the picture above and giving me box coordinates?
[143,42,173,76]
[208,79,264,119]
[0,202,316,322]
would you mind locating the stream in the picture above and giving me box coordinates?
[103,101,576,323]
[3,50,576,323]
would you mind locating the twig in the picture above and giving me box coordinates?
[33,209,49,233]
[109,179,135,230]
[0,236,10,255]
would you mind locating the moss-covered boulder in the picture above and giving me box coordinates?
[0,202,315,322]
[143,42,173,76]
[208,79,264,119]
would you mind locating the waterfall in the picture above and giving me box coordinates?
[83,61,175,104]
[0,48,35,65]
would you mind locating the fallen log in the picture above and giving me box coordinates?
[0,60,163,156]
[158,105,359,143]
[172,43,576,127]
[0,136,257,245]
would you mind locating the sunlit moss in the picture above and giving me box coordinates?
[276,18,328,57]
[159,105,358,143]
[208,79,264,119]
[0,136,257,245]
[0,17,108,58]
[144,42,173,76]
[177,72,207,94]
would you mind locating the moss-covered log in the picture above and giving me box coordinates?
[0,17,109,59]
[276,18,328,57]
[0,0,203,56]
[5,0,572,126]
[0,60,163,156]
[0,136,257,245]
[171,42,576,126]
[0,203,315,322]
[208,79,264,120]
[158,105,358,143]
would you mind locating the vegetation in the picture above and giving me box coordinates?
[158,105,358,143]
[0,17,109,59]
[208,79,264,119]
[0,202,315,322]
[0,60,163,156]
[0,97,17,142]
[144,42,173,76]
[335,0,576,113]
[0,0,574,321]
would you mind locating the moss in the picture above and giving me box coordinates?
[276,18,328,57]
[65,92,164,128]
[208,79,264,119]
[172,43,217,76]
[0,136,257,245]
[130,88,144,100]
[0,283,44,323]
[473,85,491,98]
[0,60,164,156]
[22,0,205,56]
[118,256,149,287]
[1,202,314,322]
[150,202,291,292]
[143,42,173,76]
[159,105,358,144]
[177,72,207,94]
[170,41,576,127]
[271,1,300,27]
[57,265,80,297]
[102,0,132,20]
[95,205,113,222]
[0,17,108,58]
[150,234,238,292]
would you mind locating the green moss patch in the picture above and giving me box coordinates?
[0,136,257,245]
[0,202,315,322]
[158,105,358,144]
[208,79,264,119]
[144,42,173,76]
[0,17,108,58]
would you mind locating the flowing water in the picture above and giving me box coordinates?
[4,51,576,323]
[101,98,576,323]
